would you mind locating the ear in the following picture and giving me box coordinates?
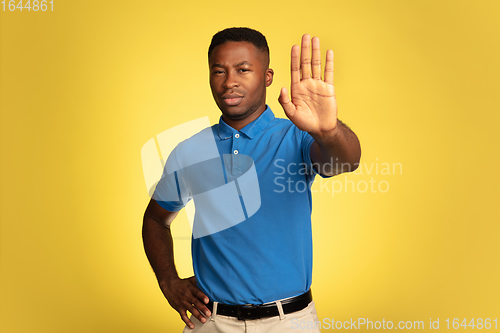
[265,68,274,87]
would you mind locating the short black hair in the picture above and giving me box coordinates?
[208,27,270,66]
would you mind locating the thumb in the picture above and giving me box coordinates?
[278,87,296,119]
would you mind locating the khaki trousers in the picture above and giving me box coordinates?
[182,300,321,333]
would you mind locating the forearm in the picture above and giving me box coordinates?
[142,200,210,327]
[310,120,361,176]
[142,215,179,286]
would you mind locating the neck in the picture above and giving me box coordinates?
[222,103,267,131]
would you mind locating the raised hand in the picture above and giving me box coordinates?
[279,34,337,137]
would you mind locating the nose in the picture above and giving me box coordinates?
[223,70,239,89]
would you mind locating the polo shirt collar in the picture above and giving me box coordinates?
[217,105,275,140]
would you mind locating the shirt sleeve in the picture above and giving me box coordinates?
[152,148,190,212]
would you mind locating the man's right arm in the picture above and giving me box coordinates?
[142,198,211,329]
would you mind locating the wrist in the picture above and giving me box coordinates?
[158,273,181,290]
[310,123,340,146]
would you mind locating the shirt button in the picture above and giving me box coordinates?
[235,133,240,138]
[233,150,239,155]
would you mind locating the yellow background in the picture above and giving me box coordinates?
[1,0,499,332]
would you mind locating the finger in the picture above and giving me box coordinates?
[188,303,208,324]
[186,303,203,319]
[300,34,311,80]
[194,303,211,318]
[324,49,334,84]
[290,45,300,85]
[180,299,206,325]
[190,291,211,317]
[194,288,210,305]
[311,37,322,80]
[187,277,210,306]
[278,87,296,119]
[180,309,196,329]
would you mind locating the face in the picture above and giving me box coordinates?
[209,41,273,127]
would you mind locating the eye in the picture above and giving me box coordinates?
[238,68,250,73]
[213,70,225,75]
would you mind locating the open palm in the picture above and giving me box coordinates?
[279,35,338,135]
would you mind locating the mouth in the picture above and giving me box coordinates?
[221,94,243,106]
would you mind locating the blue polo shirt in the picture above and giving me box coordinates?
[155,106,326,305]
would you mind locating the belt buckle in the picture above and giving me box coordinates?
[237,304,260,320]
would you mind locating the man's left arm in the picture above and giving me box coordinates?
[278,34,361,176]
[309,119,361,176]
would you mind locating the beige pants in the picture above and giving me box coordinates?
[182,300,321,333]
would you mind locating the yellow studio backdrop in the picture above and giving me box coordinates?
[1,0,499,332]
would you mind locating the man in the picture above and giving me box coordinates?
[143,27,361,332]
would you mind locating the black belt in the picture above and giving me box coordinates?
[207,290,312,320]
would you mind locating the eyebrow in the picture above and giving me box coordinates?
[211,61,252,69]
[235,61,252,67]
